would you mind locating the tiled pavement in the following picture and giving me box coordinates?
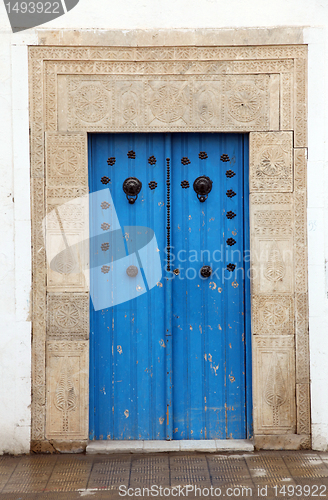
[1,451,328,499]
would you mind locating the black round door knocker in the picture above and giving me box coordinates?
[193,175,213,202]
[123,177,142,204]
[200,265,212,278]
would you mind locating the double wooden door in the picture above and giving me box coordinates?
[89,133,251,440]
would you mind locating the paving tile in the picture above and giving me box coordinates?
[1,450,328,497]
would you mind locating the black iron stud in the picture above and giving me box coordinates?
[107,157,116,166]
[148,155,156,165]
[227,263,236,272]
[221,154,230,162]
[181,157,191,165]
[226,238,236,246]
[226,211,237,219]
[101,243,110,252]
[101,176,110,185]
[226,170,236,178]
[199,151,208,160]
[181,180,190,189]
[149,181,157,190]
[127,150,136,159]
[226,189,236,198]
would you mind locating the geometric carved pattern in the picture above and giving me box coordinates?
[30,43,308,448]
[295,293,310,384]
[46,341,88,440]
[62,74,275,132]
[254,211,293,236]
[250,132,293,192]
[46,133,87,187]
[47,294,89,339]
[252,295,294,335]
[68,80,112,130]
[253,336,296,435]
[296,383,311,435]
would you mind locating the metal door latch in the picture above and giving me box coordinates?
[123,177,142,204]
[193,176,213,202]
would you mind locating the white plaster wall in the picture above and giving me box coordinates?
[0,0,328,453]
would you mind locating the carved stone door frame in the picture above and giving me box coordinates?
[29,41,309,452]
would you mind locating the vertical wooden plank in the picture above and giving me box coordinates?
[165,134,173,440]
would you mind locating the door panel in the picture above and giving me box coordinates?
[89,132,250,440]
[89,133,167,440]
[171,134,246,439]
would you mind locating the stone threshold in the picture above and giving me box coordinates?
[86,439,254,454]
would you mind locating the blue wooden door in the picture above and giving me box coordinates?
[89,133,251,440]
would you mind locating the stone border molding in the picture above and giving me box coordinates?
[29,41,308,450]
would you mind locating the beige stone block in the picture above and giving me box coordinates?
[46,341,88,440]
[46,133,88,188]
[192,79,223,128]
[294,58,307,148]
[254,434,311,450]
[223,75,270,131]
[47,293,89,340]
[280,72,294,131]
[250,132,293,192]
[67,77,113,131]
[295,293,310,383]
[36,28,305,48]
[296,383,311,435]
[45,197,89,292]
[253,336,296,435]
[294,148,307,191]
[252,237,294,295]
[252,295,294,335]
[269,74,280,130]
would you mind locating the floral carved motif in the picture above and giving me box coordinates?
[250,132,293,192]
[149,84,188,124]
[47,294,89,339]
[74,84,109,123]
[228,83,262,122]
[68,79,112,130]
[253,295,294,335]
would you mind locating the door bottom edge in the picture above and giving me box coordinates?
[86,439,254,454]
